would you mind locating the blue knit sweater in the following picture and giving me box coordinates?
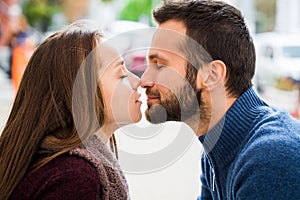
[198,87,300,200]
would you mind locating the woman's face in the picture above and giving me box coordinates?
[99,44,142,126]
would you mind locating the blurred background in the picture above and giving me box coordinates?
[1,0,300,122]
[0,0,300,199]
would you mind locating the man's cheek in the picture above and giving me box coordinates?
[157,69,184,88]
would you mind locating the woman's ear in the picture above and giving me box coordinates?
[196,60,226,90]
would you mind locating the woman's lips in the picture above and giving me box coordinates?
[135,93,142,104]
[135,99,142,104]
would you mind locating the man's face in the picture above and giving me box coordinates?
[141,20,200,124]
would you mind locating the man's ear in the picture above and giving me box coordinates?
[196,60,226,90]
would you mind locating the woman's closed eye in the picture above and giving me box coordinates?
[120,74,128,79]
[121,73,131,87]
[157,64,165,69]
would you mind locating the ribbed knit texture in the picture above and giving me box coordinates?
[198,87,300,200]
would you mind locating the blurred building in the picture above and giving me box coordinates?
[226,0,300,34]
[224,0,256,34]
[275,0,300,33]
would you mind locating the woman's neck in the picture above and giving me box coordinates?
[95,123,119,144]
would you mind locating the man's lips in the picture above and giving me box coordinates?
[146,96,160,103]
[146,89,161,103]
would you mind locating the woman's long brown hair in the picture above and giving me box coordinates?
[0,20,117,199]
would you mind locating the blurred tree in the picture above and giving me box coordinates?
[22,0,60,32]
[255,0,276,33]
[119,0,152,24]
[61,0,90,23]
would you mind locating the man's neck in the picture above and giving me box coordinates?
[184,96,237,137]
[184,114,200,134]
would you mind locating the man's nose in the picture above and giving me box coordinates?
[141,68,155,88]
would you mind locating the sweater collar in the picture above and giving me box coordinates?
[70,135,129,200]
[199,87,267,167]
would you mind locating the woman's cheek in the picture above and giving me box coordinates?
[111,82,133,123]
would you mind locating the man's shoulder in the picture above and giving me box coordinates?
[249,107,300,151]
[254,105,300,132]
[233,128,300,179]
[228,123,300,198]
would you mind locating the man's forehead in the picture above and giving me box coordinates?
[159,20,186,34]
[151,27,187,58]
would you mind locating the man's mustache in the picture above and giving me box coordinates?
[146,88,161,98]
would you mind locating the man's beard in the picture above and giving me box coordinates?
[145,82,201,124]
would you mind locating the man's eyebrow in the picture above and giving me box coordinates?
[148,53,168,62]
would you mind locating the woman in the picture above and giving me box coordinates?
[0,19,142,199]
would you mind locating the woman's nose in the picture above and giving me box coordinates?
[128,72,140,90]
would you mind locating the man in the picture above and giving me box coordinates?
[141,0,300,199]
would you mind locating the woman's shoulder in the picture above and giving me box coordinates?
[11,154,101,200]
[33,153,99,179]
[45,153,99,174]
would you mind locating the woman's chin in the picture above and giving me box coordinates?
[116,114,142,127]
[132,112,143,123]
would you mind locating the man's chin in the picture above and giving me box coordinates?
[145,104,168,124]
[145,104,182,124]
[145,114,164,124]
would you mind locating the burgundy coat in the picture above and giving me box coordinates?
[10,135,129,200]
[10,154,101,199]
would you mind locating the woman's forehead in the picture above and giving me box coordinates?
[98,43,122,67]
